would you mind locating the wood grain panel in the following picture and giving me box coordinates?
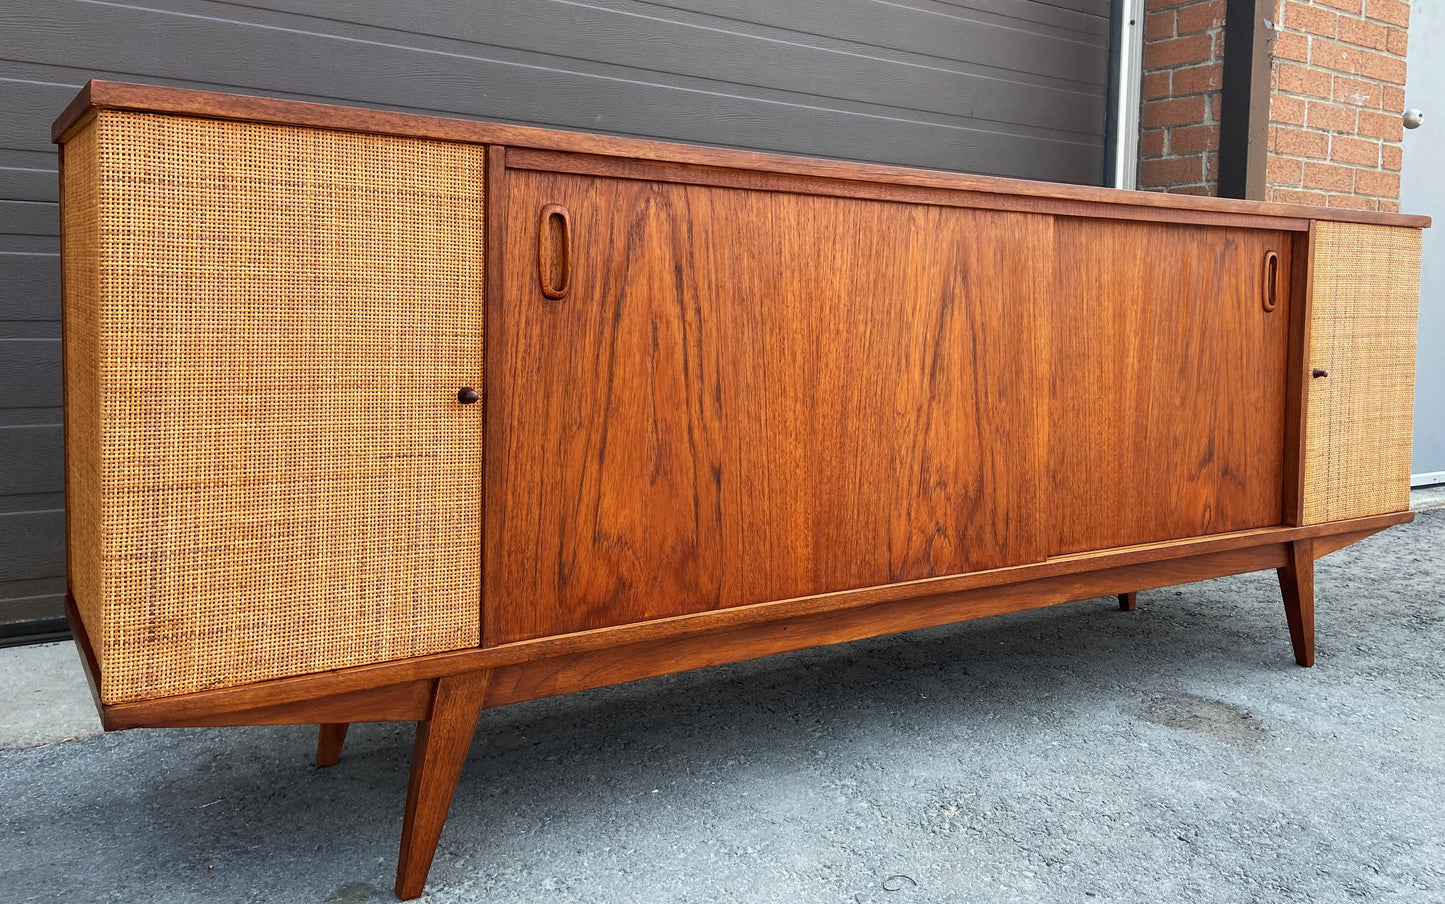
[487,168,1051,643]
[1049,221,1292,554]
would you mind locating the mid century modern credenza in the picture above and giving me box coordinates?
[53,81,1426,899]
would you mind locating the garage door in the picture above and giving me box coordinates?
[0,0,1115,640]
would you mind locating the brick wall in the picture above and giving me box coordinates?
[1140,0,1228,195]
[1138,0,1410,210]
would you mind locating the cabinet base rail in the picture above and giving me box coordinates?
[66,512,1407,899]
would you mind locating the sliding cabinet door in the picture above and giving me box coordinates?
[1049,220,1293,554]
[487,165,1051,643]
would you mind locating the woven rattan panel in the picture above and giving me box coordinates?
[1302,221,1421,525]
[62,123,104,653]
[81,111,484,703]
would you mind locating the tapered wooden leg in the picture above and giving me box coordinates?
[316,723,350,767]
[1277,538,1316,667]
[395,670,492,900]
[1118,592,1137,611]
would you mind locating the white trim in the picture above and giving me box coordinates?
[1411,470,1445,488]
[1111,0,1146,190]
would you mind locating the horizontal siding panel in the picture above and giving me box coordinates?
[0,492,64,514]
[0,338,60,407]
[0,164,57,203]
[0,426,62,494]
[0,595,65,627]
[0,253,59,321]
[0,407,60,428]
[0,509,64,581]
[663,0,1107,34]
[654,0,1108,69]
[0,200,56,236]
[0,322,60,339]
[0,576,65,599]
[0,235,57,254]
[248,0,1107,103]
[0,3,1105,182]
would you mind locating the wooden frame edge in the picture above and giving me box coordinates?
[504,148,1312,232]
[1282,224,1317,525]
[96,513,1411,728]
[50,80,1429,230]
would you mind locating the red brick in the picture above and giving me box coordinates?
[1205,152,1219,180]
[1278,64,1334,99]
[1284,1,1338,37]
[1143,95,1208,128]
[1315,0,1362,13]
[1382,143,1402,170]
[1177,0,1226,33]
[1173,62,1222,95]
[1357,109,1404,141]
[1271,94,1307,125]
[1140,154,1205,186]
[1274,125,1330,157]
[1361,51,1407,84]
[1143,71,1172,100]
[1378,199,1400,212]
[1312,39,1362,73]
[1214,29,1228,57]
[1331,134,1381,165]
[1326,193,1373,210]
[1385,26,1408,55]
[1383,84,1405,113]
[1306,100,1357,132]
[1365,0,1409,27]
[1147,0,1184,10]
[1272,188,1329,205]
[1170,185,1213,196]
[1145,34,1215,68]
[1303,161,1356,190]
[1140,128,1167,157]
[1267,155,1304,185]
[1333,76,1383,107]
[1274,30,1310,63]
[1355,169,1400,198]
[1338,16,1387,50]
[1146,9,1176,39]
[1172,123,1220,153]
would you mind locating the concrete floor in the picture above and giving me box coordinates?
[3,507,1443,904]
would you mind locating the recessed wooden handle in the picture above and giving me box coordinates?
[1262,250,1279,312]
[538,203,572,300]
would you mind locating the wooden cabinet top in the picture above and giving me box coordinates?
[54,80,1429,232]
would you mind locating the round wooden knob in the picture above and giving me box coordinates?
[457,387,480,404]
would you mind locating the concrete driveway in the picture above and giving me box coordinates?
[3,506,1443,904]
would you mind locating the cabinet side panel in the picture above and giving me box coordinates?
[1302,223,1421,525]
[92,112,484,703]
[61,123,104,665]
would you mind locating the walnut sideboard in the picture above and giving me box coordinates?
[53,81,1426,899]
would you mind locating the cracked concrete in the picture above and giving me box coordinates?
[2,508,1442,904]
